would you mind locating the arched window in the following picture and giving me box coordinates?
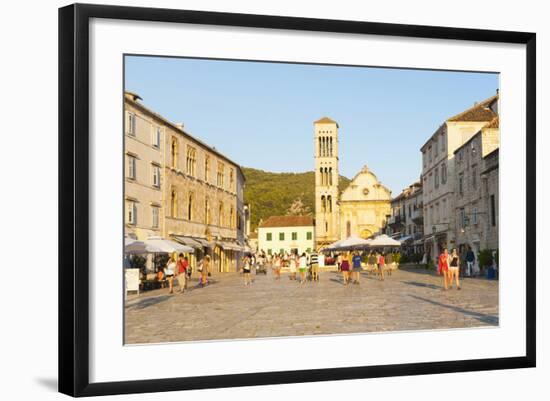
[319,168,324,186]
[218,202,224,226]
[187,193,194,221]
[229,206,234,229]
[327,195,332,212]
[321,195,326,212]
[318,137,322,157]
[171,137,179,169]
[329,137,333,157]
[205,198,210,224]
[170,188,178,218]
[328,167,333,186]
[204,155,210,182]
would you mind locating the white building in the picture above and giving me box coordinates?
[258,216,315,256]
[420,93,498,263]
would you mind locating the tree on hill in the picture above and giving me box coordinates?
[242,167,350,231]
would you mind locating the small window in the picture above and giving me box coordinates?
[472,165,478,189]
[152,127,161,148]
[441,162,447,184]
[126,200,137,225]
[291,232,297,241]
[306,232,312,240]
[279,232,285,241]
[458,174,464,195]
[152,164,160,188]
[472,207,478,225]
[266,233,272,241]
[434,167,439,188]
[127,155,136,180]
[151,206,159,228]
[127,113,136,135]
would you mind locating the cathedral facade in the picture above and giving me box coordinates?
[314,117,391,248]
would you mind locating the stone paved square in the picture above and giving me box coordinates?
[124,267,499,344]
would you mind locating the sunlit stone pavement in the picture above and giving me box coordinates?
[124,266,498,344]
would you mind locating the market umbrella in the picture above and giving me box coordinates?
[369,234,401,247]
[143,236,194,253]
[325,235,371,251]
[124,238,148,254]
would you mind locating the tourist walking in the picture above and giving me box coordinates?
[448,248,461,290]
[385,251,394,276]
[186,257,193,285]
[465,246,475,277]
[351,251,362,284]
[298,252,308,284]
[200,255,211,287]
[310,250,319,281]
[368,251,377,275]
[377,252,386,281]
[176,253,188,293]
[165,256,176,294]
[289,253,297,280]
[340,252,351,285]
[273,254,282,280]
[438,248,450,290]
[242,255,252,286]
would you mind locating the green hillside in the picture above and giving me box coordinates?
[242,167,351,231]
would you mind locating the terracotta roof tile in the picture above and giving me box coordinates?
[447,94,498,122]
[259,215,314,228]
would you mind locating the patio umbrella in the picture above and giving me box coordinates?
[143,236,194,253]
[369,234,401,247]
[124,238,148,254]
[325,235,371,251]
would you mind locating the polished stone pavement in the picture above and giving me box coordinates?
[124,266,498,344]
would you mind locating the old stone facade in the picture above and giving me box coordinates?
[313,117,391,248]
[454,117,499,262]
[482,148,499,250]
[124,92,164,240]
[314,117,340,247]
[124,91,248,272]
[339,166,392,240]
[387,181,424,251]
[420,94,499,263]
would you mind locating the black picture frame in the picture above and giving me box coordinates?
[59,3,536,397]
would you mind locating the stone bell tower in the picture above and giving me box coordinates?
[314,117,340,248]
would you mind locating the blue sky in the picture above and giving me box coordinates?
[125,56,498,195]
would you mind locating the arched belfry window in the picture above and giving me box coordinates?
[327,195,332,212]
[329,137,333,157]
[170,188,178,218]
[171,137,179,169]
[321,195,326,212]
[187,193,194,221]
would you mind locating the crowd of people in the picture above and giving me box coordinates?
[150,246,479,294]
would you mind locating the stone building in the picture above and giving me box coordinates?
[313,117,391,248]
[387,181,424,252]
[420,93,499,263]
[481,147,499,250]
[258,216,315,256]
[339,166,392,240]
[453,116,499,263]
[124,91,248,272]
[314,117,340,247]
[124,92,164,240]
